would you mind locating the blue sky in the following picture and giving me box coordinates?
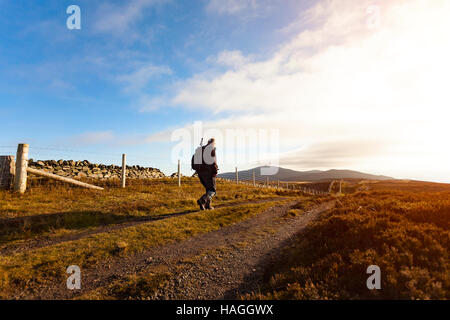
[0,0,312,174]
[1,0,449,182]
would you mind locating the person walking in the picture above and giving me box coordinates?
[192,138,218,210]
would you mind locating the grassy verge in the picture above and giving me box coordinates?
[77,265,172,300]
[0,200,282,299]
[0,178,294,245]
[0,178,284,219]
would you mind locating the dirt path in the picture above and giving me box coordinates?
[0,197,287,256]
[23,199,334,300]
[158,200,335,299]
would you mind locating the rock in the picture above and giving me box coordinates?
[36,161,46,167]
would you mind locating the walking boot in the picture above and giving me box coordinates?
[205,198,214,210]
[197,194,207,210]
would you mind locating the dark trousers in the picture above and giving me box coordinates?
[198,171,216,200]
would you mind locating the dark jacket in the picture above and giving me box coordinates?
[198,144,218,177]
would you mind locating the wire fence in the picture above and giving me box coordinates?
[218,168,331,196]
[1,144,334,196]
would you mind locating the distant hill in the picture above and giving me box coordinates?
[218,166,393,182]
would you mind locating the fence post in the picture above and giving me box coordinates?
[0,156,14,190]
[121,154,126,188]
[252,169,255,186]
[178,159,181,187]
[14,143,29,194]
[235,167,238,184]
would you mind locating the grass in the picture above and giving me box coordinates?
[247,187,450,300]
[0,177,299,247]
[284,197,329,218]
[76,197,334,300]
[0,176,308,299]
[0,177,284,219]
[0,199,283,299]
[7,176,446,300]
[78,266,172,300]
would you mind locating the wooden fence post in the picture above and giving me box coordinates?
[328,180,334,194]
[252,169,255,186]
[14,143,29,194]
[0,156,14,190]
[121,154,126,188]
[178,159,181,187]
[235,167,238,184]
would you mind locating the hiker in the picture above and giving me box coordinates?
[192,138,218,210]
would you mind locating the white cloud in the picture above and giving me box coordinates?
[214,50,252,69]
[206,0,258,15]
[138,95,169,112]
[94,0,169,35]
[118,64,172,93]
[279,140,389,169]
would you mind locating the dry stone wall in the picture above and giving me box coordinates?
[27,159,166,180]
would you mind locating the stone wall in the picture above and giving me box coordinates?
[27,159,166,180]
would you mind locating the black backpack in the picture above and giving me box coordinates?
[191,146,204,171]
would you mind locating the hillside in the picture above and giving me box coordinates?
[249,186,450,299]
[0,177,317,299]
[218,166,393,182]
[0,177,448,300]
